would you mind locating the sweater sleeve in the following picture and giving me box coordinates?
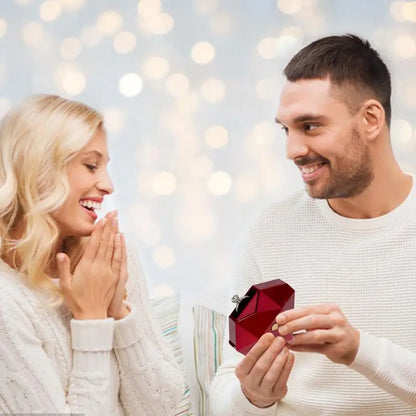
[210,321,278,416]
[113,250,184,416]
[0,291,114,415]
[210,230,279,415]
[349,330,416,406]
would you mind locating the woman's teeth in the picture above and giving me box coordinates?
[80,200,101,211]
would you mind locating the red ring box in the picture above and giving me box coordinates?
[229,279,295,355]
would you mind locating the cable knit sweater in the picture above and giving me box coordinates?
[210,186,416,415]
[0,251,184,415]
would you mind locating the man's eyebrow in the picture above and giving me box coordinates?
[275,114,325,125]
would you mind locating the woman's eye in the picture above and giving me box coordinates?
[281,125,288,134]
[85,164,97,171]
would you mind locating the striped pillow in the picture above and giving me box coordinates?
[192,304,226,416]
[151,295,193,416]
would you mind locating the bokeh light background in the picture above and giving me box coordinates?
[2,0,416,407]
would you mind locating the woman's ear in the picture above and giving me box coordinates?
[360,99,385,141]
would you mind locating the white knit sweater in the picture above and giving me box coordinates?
[0,252,184,415]
[210,185,416,415]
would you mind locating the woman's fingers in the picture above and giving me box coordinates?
[56,252,72,292]
[95,216,114,261]
[120,233,128,284]
[112,233,122,274]
[83,218,106,261]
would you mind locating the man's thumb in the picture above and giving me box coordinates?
[56,253,72,290]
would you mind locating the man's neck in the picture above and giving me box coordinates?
[327,168,412,219]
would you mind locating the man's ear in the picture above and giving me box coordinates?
[359,99,385,141]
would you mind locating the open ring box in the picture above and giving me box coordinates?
[229,279,295,355]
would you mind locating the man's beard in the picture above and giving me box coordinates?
[296,129,374,199]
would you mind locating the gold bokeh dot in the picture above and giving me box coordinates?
[40,0,62,22]
[143,56,170,80]
[191,41,216,65]
[119,73,143,97]
[113,31,137,54]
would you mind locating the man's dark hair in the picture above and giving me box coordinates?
[284,34,391,126]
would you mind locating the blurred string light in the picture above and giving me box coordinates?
[393,34,416,58]
[139,13,174,35]
[97,10,123,36]
[188,155,213,179]
[151,283,175,298]
[153,245,176,269]
[39,0,62,22]
[113,31,137,54]
[119,73,143,97]
[137,0,174,36]
[174,131,200,157]
[175,208,217,243]
[256,78,279,100]
[204,125,229,149]
[195,0,218,15]
[81,26,102,47]
[200,78,226,103]
[153,171,177,195]
[391,119,414,144]
[0,19,7,39]
[208,171,232,195]
[59,37,82,60]
[137,0,161,18]
[165,73,190,97]
[60,0,85,11]
[22,22,45,45]
[55,64,86,96]
[102,107,125,133]
[390,1,416,22]
[176,92,200,114]
[250,121,276,146]
[191,41,216,65]
[143,56,170,79]
[277,0,303,15]
[257,33,302,60]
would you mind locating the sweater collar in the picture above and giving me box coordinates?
[315,175,416,231]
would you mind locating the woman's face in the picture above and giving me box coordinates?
[52,126,114,239]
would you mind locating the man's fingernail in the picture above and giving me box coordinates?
[279,325,287,335]
[276,314,285,324]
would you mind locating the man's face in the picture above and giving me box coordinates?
[275,78,373,199]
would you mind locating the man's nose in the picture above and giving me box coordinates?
[285,132,309,161]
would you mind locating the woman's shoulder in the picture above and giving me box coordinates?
[0,260,38,316]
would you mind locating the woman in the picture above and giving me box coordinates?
[0,95,184,415]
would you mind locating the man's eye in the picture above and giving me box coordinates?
[85,164,97,171]
[304,124,318,131]
[281,125,288,134]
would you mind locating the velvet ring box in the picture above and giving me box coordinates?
[229,279,295,355]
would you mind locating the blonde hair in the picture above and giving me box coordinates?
[0,94,103,301]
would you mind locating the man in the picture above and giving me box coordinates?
[210,34,416,415]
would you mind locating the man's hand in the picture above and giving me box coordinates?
[235,333,295,408]
[276,304,360,365]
